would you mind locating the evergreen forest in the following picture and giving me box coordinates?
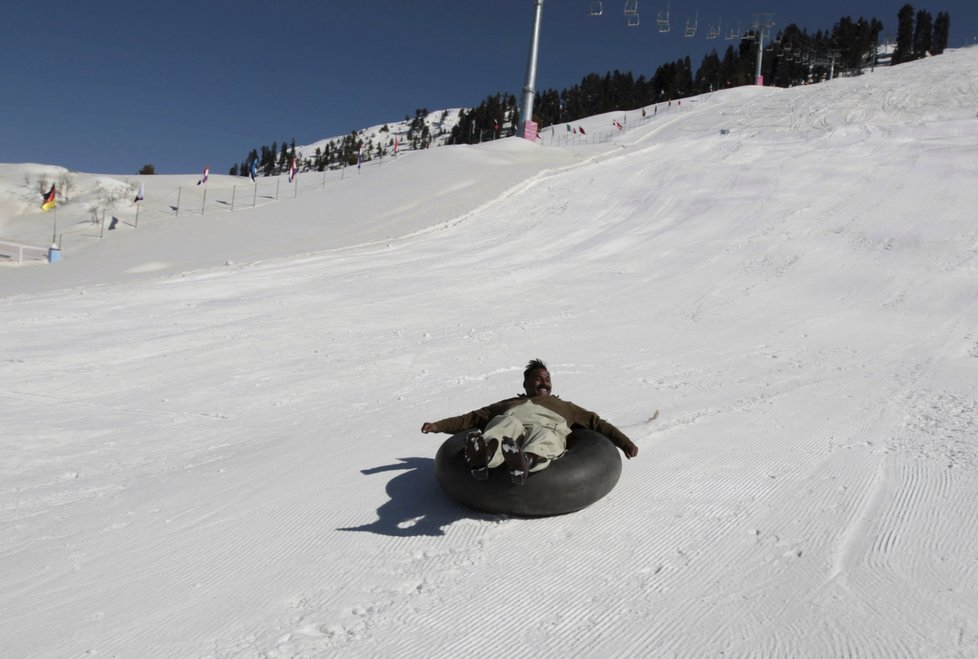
[231,4,950,176]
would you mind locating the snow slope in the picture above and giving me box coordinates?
[2,48,978,658]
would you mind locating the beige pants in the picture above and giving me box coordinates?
[483,401,570,472]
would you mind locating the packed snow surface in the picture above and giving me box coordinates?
[3,48,978,658]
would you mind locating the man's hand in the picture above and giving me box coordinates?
[420,422,440,434]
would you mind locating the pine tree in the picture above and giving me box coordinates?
[277,141,289,171]
[894,4,915,64]
[913,9,933,57]
[694,50,722,93]
[262,143,277,176]
[932,11,950,54]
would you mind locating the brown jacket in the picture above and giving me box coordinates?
[433,394,635,453]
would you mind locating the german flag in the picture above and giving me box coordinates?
[40,184,56,211]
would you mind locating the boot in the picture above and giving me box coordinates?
[501,437,529,485]
[465,430,489,480]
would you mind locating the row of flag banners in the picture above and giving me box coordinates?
[39,181,145,211]
[38,133,401,211]
[37,120,603,213]
[39,159,296,210]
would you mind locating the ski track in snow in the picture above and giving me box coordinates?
[3,48,978,658]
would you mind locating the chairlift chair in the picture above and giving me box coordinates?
[624,0,638,16]
[627,12,640,27]
[684,12,697,37]
[588,0,603,16]
[706,17,720,40]
[656,2,669,32]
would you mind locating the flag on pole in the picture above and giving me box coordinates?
[288,157,297,183]
[41,184,56,211]
[249,159,258,182]
[566,124,572,132]
[133,181,145,203]
[197,165,209,186]
[579,125,586,135]
[613,119,623,130]
[357,148,362,170]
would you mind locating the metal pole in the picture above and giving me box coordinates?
[518,0,544,138]
[755,29,764,85]
[176,188,182,217]
[751,15,773,86]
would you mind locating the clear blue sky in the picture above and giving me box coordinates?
[3,0,974,175]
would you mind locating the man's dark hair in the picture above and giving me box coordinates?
[524,359,548,379]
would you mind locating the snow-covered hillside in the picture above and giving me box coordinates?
[297,108,468,163]
[2,48,978,658]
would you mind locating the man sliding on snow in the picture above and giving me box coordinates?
[421,359,638,485]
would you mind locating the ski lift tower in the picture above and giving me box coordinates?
[749,13,775,85]
[518,0,545,140]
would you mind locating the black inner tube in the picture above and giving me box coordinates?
[434,428,623,516]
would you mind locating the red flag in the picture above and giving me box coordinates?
[579,125,586,135]
[197,165,209,186]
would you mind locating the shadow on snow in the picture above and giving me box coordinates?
[336,456,497,537]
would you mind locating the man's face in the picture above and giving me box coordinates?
[523,368,552,397]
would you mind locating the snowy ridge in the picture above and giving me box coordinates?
[2,48,978,658]
[297,108,468,162]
